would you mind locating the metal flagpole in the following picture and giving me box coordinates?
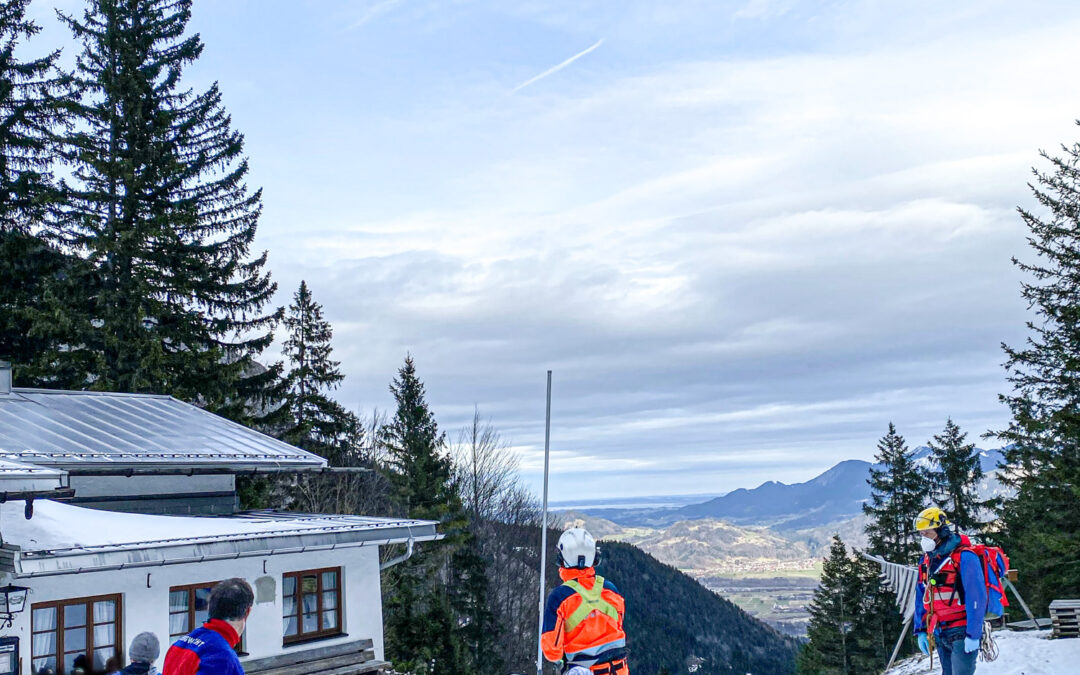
[536,371,553,675]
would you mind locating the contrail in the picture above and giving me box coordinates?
[512,39,604,93]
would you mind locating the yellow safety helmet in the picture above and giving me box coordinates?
[913,506,949,532]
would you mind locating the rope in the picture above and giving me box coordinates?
[980,621,999,662]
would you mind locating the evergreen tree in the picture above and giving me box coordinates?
[50,0,281,412]
[863,423,928,564]
[0,0,62,233]
[380,354,456,522]
[0,0,85,381]
[927,418,983,533]
[281,280,357,461]
[994,125,1080,613]
[846,554,902,673]
[798,536,858,674]
[380,355,469,673]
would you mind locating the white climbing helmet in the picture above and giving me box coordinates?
[557,527,597,569]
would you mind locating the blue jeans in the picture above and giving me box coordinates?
[935,627,977,675]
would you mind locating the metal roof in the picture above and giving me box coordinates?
[0,458,67,493]
[1,500,441,577]
[0,388,326,471]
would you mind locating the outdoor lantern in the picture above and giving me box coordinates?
[0,585,29,628]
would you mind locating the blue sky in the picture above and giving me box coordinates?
[27,0,1080,500]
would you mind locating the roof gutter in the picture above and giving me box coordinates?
[379,537,415,571]
[11,533,444,578]
[64,466,368,477]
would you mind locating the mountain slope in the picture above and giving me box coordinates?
[586,448,1007,530]
[675,459,873,528]
[601,541,798,675]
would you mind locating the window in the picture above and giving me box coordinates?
[282,568,341,643]
[169,583,245,654]
[32,595,121,675]
[169,584,214,643]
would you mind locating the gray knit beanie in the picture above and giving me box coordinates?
[129,632,160,663]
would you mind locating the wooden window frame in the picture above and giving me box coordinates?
[282,566,343,645]
[168,582,246,654]
[31,593,123,675]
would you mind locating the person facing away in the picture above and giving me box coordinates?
[912,507,987,675]
[163,578,253,675]
[120,632,160,675]
[541,528,628,675]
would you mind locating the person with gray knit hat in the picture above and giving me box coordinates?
[120,632,161,675]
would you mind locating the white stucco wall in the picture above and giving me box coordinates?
[2,545,385,675]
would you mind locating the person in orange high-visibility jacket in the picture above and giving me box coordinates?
[542,528,628,675]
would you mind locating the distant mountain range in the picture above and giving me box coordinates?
[569,447,1006,530]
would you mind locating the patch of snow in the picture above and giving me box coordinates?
[1,499,421,552]
[884,630,1079,675]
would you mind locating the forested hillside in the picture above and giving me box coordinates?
[600,541,799,675]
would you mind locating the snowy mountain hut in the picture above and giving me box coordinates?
[0,363,440,675]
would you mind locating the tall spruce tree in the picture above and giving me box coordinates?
[994,125,1080,613]
[280,280,357,461]
[380,355,470,673]
[0,0,61,233]
[0,0,85,382]
[51,0,281,414]
[380,354,456,522]
[927,418,983,533]
[797,536,859,674]
[863,423,928,563]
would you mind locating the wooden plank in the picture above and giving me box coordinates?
[1049,599,1080,609]
[250,650,377,675]
[243,638,373,673]
[251,657,386,675]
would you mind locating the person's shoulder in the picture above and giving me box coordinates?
[547,583,576,606]
[602,578,621,595]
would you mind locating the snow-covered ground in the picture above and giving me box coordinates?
[885,630,1078,675]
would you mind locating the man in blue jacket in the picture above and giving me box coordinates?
[912,507,986,675]
[163,578,253,675]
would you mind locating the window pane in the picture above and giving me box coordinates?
[64,627,87,652]
[283,576,295,597]
[93,600,115,623]
[321,571,337,590]
[94,647,115,671]
[170,612,189,638]
[169,591,188,613]
[321,590,337,611]
[283,595,296,616]
[301,575,318,594]
[94,623,115,647]
[65,651,89,674]
[302,612,317,633]
[63,603,87,628]
[195,605,210,628]
[194,588,212,612]
[322,610,338,630]
[33,656,57,673]
[33,607,57,632]
[32,631,56,660]
[302,593,318,614]
[283,616,297,637]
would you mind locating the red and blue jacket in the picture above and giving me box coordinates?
[913,533,987,640]
[163,619,244,675]
[542,567,627,669]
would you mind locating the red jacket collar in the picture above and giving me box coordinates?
[204,618,240,647]
[559,566,597,584]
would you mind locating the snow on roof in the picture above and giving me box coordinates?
[884,629,1079,674]
[1,500,440,577]
[0,388,326,471]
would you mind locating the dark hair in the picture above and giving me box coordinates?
[208,578,254,621]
